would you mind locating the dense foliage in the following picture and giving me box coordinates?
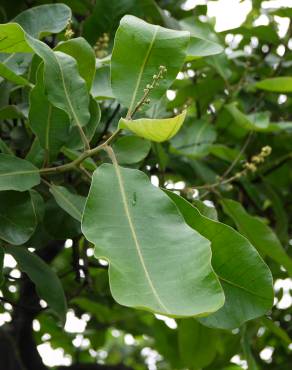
[0,1,291,370]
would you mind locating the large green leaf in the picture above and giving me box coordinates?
[50,185,86,222]
[0,60,30,86]
[91,65,114,99]
[82,163,224,316]
[29,66,71,162]
[178,319,218,369]
[222,199,292,278]
[111,15,189,113]
[186,36,223,61]
[0,191,37,245]
[55,37,96,90]
[166,192,273,329]
[255,77,292,93]
[7,246,67,323]
[0,154,40,191]
[119,110,186,142]
[12,3,71,38]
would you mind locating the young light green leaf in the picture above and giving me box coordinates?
[12,3,71,38]
[186,36,223,61]
[178,319,218,368]
[55,37,96,90]
[50,185,86,222]
[166,192,273,329]
[82,163,224,317]
[0,24,32,53]
[119,110,186,142]
[7,246,67,323]
[255,77,292,93]
[0,191,37,245]
[29,66,71,162]
[0,154,40,191]
[111,15,189,113]
[222,198,292,278]
[112,136,151,165]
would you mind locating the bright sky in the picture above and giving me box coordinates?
[183,0,292,31]
[1,0,292,368]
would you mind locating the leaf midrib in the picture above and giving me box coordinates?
[111,159,170,313]
[127,25,159,116]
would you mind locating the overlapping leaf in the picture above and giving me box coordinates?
[82,163,224,316]
[166,192,273,329]
[0,154,40,191]
[0,191,37,245]
[222,199,292,278]
[111,15,189,113]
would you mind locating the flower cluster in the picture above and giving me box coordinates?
[243,145,272,174]
[64,20,74,40]
[138,65,167,109]
[94,33,109,58]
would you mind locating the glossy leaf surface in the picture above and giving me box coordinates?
[82,163,224,316]
[0,191,37,245]
[0,154,40,191]
[166,192,273,329]
[111,15,189,112]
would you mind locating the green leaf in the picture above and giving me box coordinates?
[0,23,32,53]
[82,163,224,317]
[0,246,4,286]
[0,105,24,120]
[186,36,223,61]
[255,77,292,93]
[111,15,189,112]
[66,97,101,149]
[29,66,71,162]
[13,3,71,38]
[0,61,30,86]
[0,191,37,245]
[119,110,186,142]
[50,185,86,222]
[7,246,67,323]
[0,24,91,132]
[91,65,114,99]
[221,199,292,278]
[225,103,271,131]
[178,319,218,368]
[192,200,218,220]
[0,53,31,86]
[28,37,91,129]
[261,317,292,346]
[170,119,216,158]
[112,136,151,164]
[55,37,96,90]
[0,154,40,191]
[166,192,273,329]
